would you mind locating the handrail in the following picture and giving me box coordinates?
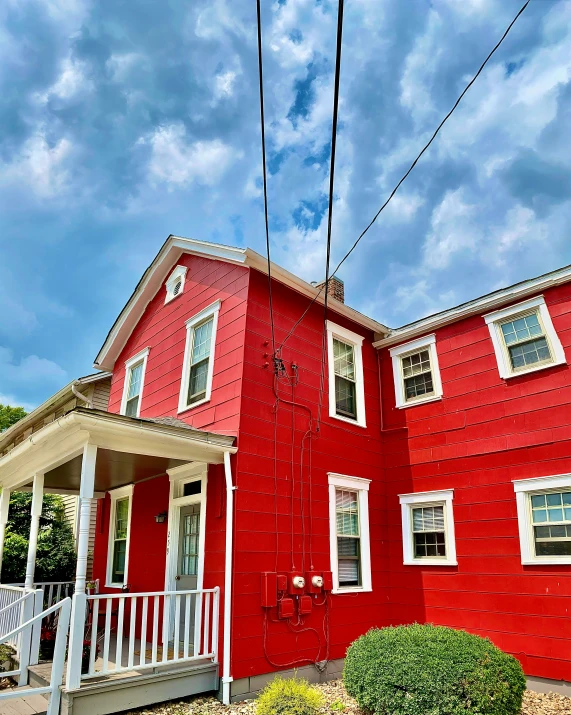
[0,597,71,645]
[86,587,219,600]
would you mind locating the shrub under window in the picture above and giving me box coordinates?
[343,624,525,715]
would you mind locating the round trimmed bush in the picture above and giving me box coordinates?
[256,675,323,715]
[343,624,526,715]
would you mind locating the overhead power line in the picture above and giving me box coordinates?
[317,0,345,428]
[278,0,530,352]
[256,0,276,355]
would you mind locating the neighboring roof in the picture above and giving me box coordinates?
[375,262,571,349]
[0,372,112,452]
[94,235,391,371]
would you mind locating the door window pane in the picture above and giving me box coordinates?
[181,512,200,576]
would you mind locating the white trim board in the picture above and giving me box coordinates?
[326,321,367,428]
[389,333,443,409]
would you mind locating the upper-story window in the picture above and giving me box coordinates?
[165,265,188,304]
[390,334,443,409]
[179,301,221,413]
[484,295,566,379]
[514,474,571,565]
[120,348,150,418]
[326,321,366,428]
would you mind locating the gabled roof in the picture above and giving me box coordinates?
[94,235,391,371]
[375,262,571,348]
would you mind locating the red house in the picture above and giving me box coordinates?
[1,234,570,713]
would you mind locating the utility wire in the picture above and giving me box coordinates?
[256,0,276,355]
[317,0,344,429]
[278,0,530,351]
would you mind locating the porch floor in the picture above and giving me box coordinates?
[0,686,48,715]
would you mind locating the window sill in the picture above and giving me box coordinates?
[104,583,126,589]
[329,412,367,429]
[521,558,571,566]
[332,586,372,595]
[396,395,442,410]
[404,559,457,566]
[178,397,211,414]
[502,358,566,380]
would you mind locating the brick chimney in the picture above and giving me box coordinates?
[314,276,345,303]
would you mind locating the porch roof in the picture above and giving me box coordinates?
[0,407,236,493]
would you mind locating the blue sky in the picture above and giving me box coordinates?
[1,0,570,411]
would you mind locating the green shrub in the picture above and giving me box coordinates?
[256,676,323,715]
[343,624,526,715]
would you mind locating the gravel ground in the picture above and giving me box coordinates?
[127,680,571,715]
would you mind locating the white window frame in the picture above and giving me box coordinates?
[484,295,566,379]
[178,300,221,414]
[513,473,571,565]
[328,473,372,594]
[326,321,367,428]
[120,347,150,418]
[399,489,457,566]
[390,333,443,409]
[165,265,188,304]
[106,484,134,588]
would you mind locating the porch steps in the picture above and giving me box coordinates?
[28,661,218,715]
[0,686,48,715]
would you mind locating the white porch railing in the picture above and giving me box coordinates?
[0,597,71,715]
[82,587,220,679]
[0,585,27,654]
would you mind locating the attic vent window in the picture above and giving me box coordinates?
[165,265,187,304]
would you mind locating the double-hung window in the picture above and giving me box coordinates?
[390,334,443,409]
[484,296,565,379]
[326,321,366,427]
[120,348,150,418]
[106,485,133,587]
[399,490,457,566]
[179,301,220,413]
[514,475,571,565]
[328,474,372,593]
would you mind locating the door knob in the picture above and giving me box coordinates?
[175,575,181,581]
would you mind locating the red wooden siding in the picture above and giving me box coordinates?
[231,269,389,681]
[107,254,249,435]
[379,282,571,682]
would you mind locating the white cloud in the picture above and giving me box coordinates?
[141,123,242,188]
[0,348,67,403]
[0,134,73,198]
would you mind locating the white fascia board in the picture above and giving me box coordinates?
[374,263,571,349]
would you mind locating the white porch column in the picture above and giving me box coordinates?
[66,443,97,690]
[24,474,44,590]
[0,488,11,579]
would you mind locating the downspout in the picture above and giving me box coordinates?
[71,381,93,409]
[222,451,236,705]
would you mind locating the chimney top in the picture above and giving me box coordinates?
[314,276,345,304]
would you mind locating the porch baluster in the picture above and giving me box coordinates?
[203,592,210,657]
[140,597,148,667]
[128,597,137,669]
[89,599,99,674]
[183,594,191,659]
[102,598,112,674]
[173,595,181,661]
[193,591,203,657]
[151,595,159,665]
[115,598,125,671]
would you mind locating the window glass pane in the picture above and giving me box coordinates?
[337,537,360,586]
[531,494,546,508]
[181,511,200,576]
[509,337,551,369]
[412,506,445,533]
[183,481,201,497]
[112,540,126,583]
[402,350,431,378]
[336,490,359,536]
[404,372,434,400]
[532,491,571,557]
[192,319,213,363]
[501,313,544,345]
[125,396,139,417]
[114,498,129,539]
[127,362,143,400]
[335,375,356,418]
[414,532,446,558]
[546,493,562,506]
[333,339,355,381]
[188,360,209,403]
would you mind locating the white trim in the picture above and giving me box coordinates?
[374,264,571,349]
[328,473,372,594]
[164,465,207,595]
[119,348,150,417]
[483,295,566,379]
[165,265,188,304]
[398,489,457,566]
[390,334,443,409]
[178,301,221,414]
[326,321,367,428]
[513,473,571,565]
[105,485,134,588]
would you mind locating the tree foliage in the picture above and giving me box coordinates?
[1,492,77,583]
[0,404,27,433]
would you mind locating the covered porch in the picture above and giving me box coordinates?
[0,408,236,714]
